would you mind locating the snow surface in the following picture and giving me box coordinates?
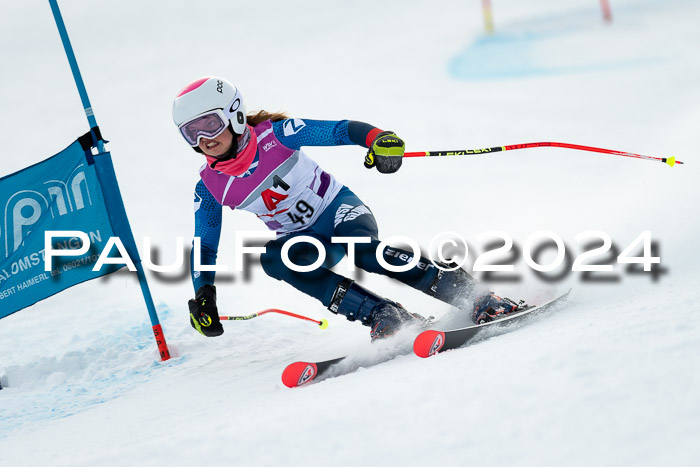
[1,0,700,466]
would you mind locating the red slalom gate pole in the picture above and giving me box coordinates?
[404,142,683,167]
[221,309,329,329]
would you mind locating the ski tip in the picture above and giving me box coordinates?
[281,361,318,388]
[413,330,446,358]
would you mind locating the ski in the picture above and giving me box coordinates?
[282,291,571,386]
[413,289,572,358]
[281,338,420,388]
[281,320,436,388]
[281,346,417,388]
[281,357,346,388]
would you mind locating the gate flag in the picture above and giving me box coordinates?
[0,135,122,318]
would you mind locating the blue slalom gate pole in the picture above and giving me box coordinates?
[48,0,170,361]
[48,0,103,153]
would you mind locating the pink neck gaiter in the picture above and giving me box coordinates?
[205,125,258,176]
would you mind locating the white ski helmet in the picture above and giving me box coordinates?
[172,77,247,145]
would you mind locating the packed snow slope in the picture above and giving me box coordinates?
[1,0,699,466]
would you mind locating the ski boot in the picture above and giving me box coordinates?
[427,262,479,307]
[471,293,528,324]
[426,263,528,324]
[328,279,427,341]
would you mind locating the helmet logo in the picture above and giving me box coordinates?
[229,98,241,113]
[216,80,224,93]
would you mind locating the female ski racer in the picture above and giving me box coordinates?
[172,77,524,339]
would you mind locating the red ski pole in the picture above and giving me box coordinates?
[220,309,329,329]
[404,142,684,167]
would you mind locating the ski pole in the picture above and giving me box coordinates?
[220,309,329,329]
[404,142,684,167]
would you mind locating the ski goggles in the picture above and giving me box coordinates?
[178,109,229,147]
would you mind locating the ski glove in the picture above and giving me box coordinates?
[364,131,404,174]
[188,284,224,337]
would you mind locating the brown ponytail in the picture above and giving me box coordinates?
[247,110,290,127]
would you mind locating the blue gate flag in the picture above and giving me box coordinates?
[0,137,123,318]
